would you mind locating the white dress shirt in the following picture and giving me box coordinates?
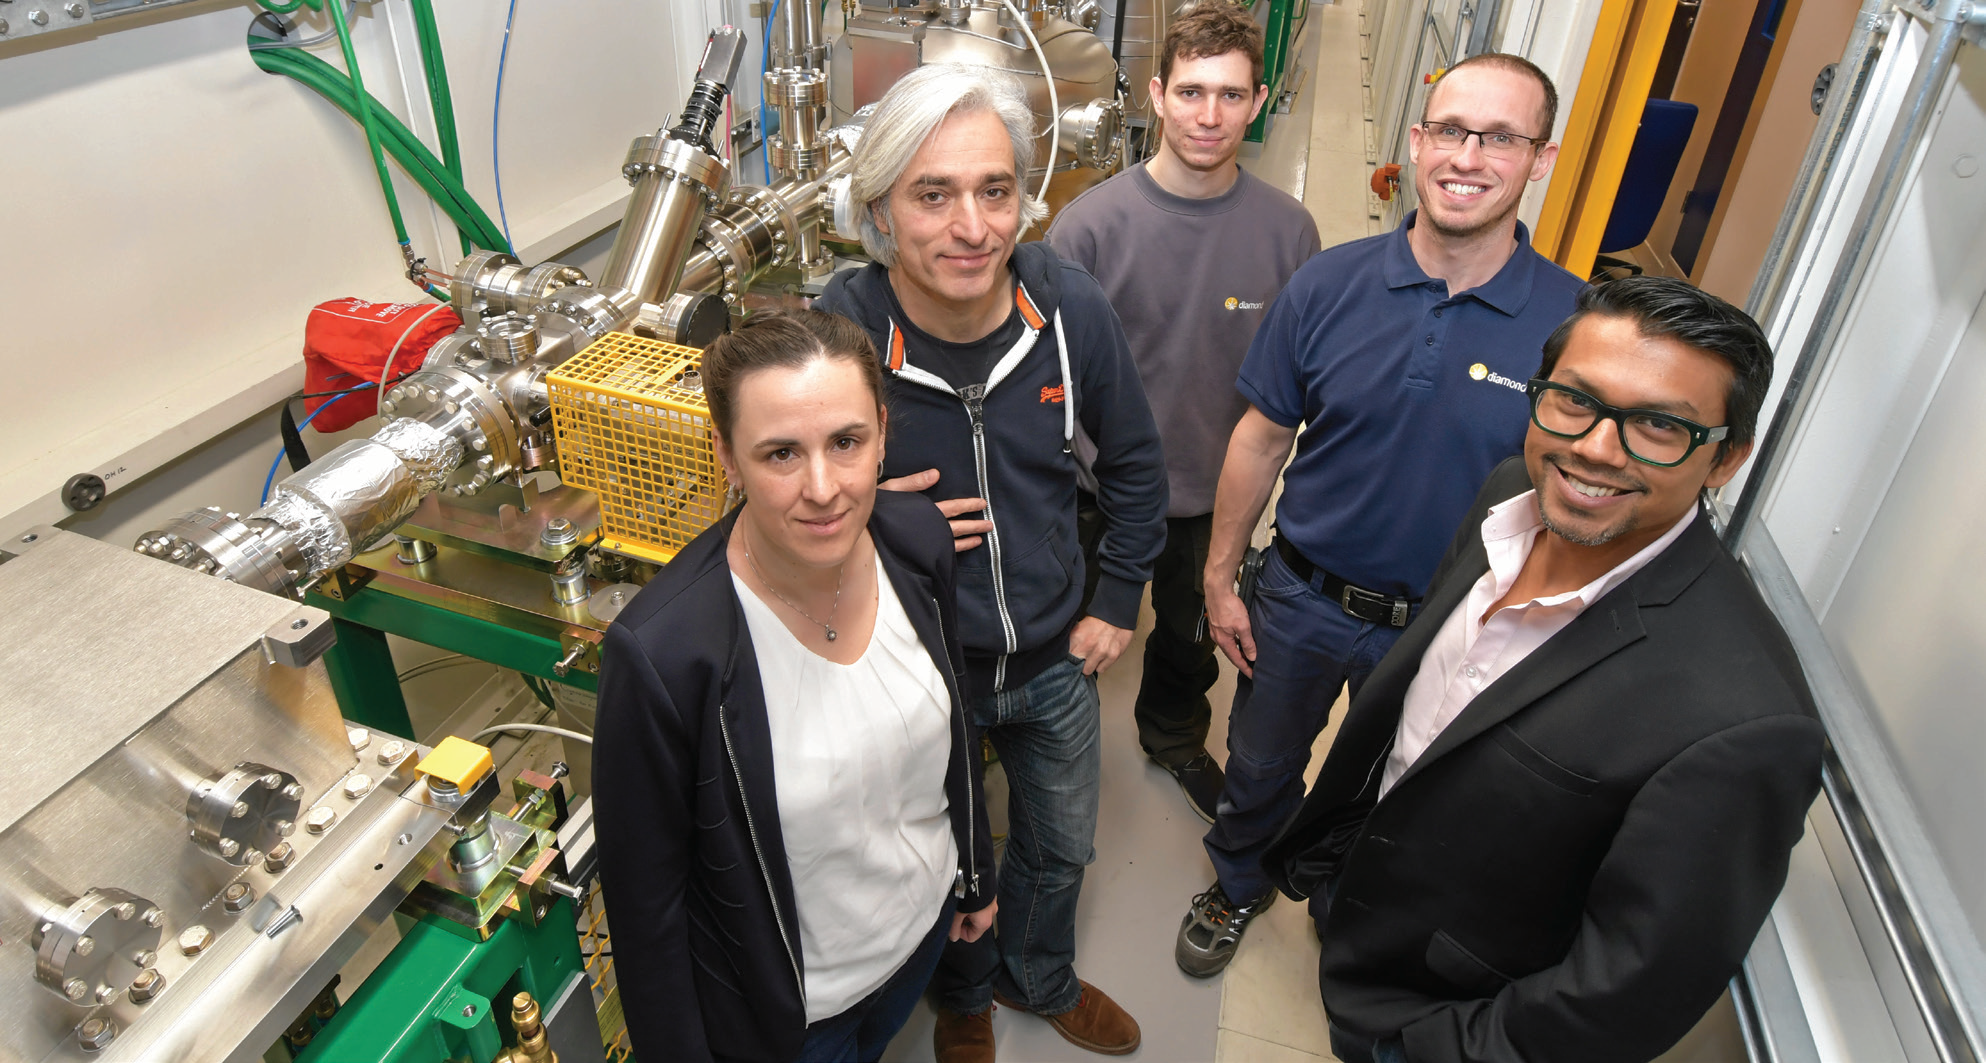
[1379,492,1697,798]
[734,564,957,1023]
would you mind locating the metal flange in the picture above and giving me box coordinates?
[186,762,303,866]
[31,888,163,1006]
[135,507,306,595]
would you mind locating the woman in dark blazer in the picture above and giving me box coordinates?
[594,311,996,1063]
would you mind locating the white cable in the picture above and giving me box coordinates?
[470,722,594,746]
[997,0,1060,206]
[377,301,454,398]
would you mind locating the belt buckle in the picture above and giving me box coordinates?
[1341,585,1410,628]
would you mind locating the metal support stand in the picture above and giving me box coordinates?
[321,617,415,737]
[293,897,591,1063]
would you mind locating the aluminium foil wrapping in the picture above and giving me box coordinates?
[371,417,465,494]
[253,488,355,577]
[260,438,426,572]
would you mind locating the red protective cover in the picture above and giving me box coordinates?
[302,298,462,432]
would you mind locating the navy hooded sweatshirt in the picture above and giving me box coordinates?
[816,241,1168,698]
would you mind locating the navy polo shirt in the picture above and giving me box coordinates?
[1236,211,1585,599]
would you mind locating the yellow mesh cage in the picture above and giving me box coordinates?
[547,333,728,565]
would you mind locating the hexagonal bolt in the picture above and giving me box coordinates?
[281,782,303,800]
[305,806,338,834]
[229,800,250,820]
[261,773,284,790]
[218,838,240,858]
[222,883,255,913]
[93,983,116,1004]
[275,818,296,837]
[77,1017,115,1052]
[241,849,263,867]
[177,925,214,956]
[342,773,373,800]
[30,10,50,27]
[265,841,297,873]
[348,727,371,752]
[63,977,88,1001]
[128,968,164,1004]
[471,436,488,452]
[131,950,156,968]
[377,740,407,765]
[140,907,163,928]
[74,935,95,957]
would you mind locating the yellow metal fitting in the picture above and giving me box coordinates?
[415,736,494,791]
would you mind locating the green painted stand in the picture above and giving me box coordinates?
[309,585,598,739]
[295,897,588,1063]
[1247,0,1305,143]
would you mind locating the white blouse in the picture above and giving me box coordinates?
[732,563,958,1023]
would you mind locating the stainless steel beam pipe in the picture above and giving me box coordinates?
[1725,0,1973,545]
[598,135,728,307]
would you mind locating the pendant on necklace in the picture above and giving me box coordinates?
[825,627,839,642]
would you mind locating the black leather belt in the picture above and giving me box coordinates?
[1273,536,1417,628]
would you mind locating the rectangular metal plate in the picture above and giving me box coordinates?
[0,528,306,834]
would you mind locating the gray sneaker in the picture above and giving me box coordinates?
[1175,882,1276,977]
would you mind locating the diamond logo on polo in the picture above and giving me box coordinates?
[1224,297,1265,311]
[1469,362,1525,392]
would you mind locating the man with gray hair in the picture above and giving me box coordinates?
[815,63,1166,1062]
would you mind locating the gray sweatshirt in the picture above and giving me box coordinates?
[1050,162,1320,516]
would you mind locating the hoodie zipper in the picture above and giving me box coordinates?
[958,384,1020,670]
[933,596,980,899]
[718,708,805,1009]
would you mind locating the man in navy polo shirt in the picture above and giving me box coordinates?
[1173,52,1586,977]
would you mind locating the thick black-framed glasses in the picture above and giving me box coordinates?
[1526,378,1729,468]
[1419,122,1546,159]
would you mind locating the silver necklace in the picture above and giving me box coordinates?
[741,525,845,641]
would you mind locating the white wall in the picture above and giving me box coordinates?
[0,0,727,547]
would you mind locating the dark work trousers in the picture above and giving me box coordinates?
[1076,492,1220,766]
[1202,546,1413,902]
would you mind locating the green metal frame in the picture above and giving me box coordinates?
[1247,0,1306,143]
[295,897,588,1063]
[309,585,598,738]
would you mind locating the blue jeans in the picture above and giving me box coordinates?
[933,655,1101,1016]
[796,897,957,1062]
[1203,546,1412,902]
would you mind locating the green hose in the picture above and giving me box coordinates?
[251,44,509,251]
[409,0,471,256]
[311,0,412,247]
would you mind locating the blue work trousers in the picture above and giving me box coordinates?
[932,655,1101,1017]
[1203,546,1412,903]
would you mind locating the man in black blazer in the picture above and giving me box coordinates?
[1264,276,1825,1063]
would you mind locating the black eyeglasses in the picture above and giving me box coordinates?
[1526,378,1728,467]
[1419,122,1546,159]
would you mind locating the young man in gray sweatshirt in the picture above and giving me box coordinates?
[1049,3,1319,822]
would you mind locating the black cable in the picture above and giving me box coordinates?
[278,372,421,473]
[1110,0,1129,64]
[279,401,313,475]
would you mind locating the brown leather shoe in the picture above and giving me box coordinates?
[993,980,1141,1055]
[934,1004,995,1063]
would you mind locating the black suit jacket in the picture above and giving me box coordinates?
[1264,457,1824,1063]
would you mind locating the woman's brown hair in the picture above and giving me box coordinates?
[699,309,886,441]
